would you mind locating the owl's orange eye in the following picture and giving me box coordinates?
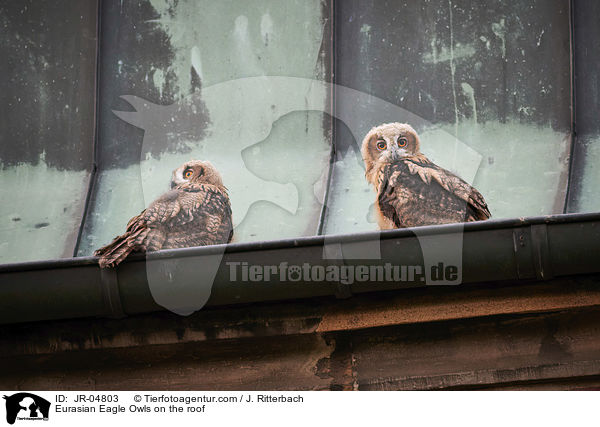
[183,169,193,179]
[376,140,387,150]
[398,137,408,148]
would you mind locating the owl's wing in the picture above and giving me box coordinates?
[94,190,181,268]
[378,159,491,227]
[93,210,153,268]
[405,158,490,220]
[132,189,182,228]
[175,184,233,245]
[208,189,234,244]
[95,185,231,268]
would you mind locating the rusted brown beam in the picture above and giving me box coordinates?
[2,275,600,358]
[0,334,335,391]
[350,308,600,390]
[2,275,600,390]
[2,309,600,390]
[316,277,600,332]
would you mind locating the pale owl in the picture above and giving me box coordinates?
[361,122,491,229]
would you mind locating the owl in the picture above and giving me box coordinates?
[361,122,490,229]
[94,160,233,268]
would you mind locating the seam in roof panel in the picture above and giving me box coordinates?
[74,0,103,257]
[564,0,578,213]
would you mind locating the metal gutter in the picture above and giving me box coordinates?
[1,212,600,325]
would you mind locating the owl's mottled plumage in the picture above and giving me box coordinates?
[361,122,490,229]
[94,160,233,268]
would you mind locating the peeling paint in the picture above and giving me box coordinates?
[146,0,327,91]
[479,35,491,50]
[537,29,545,47]
[260,12,274,46]
[422,43,475,64]
[152,68,166,98]
[492,18,507,59]
[460,82,477,123]
[190,46,203,81]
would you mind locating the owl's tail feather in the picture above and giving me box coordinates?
[94,226,150,268]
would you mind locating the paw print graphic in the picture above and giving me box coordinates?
[287,265,302,282]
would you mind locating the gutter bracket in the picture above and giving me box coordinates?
[323,242,353,299]
[513,227,536,280]
[99,267,126,319]
[530,224,554,280]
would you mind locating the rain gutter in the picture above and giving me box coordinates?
[1,212,599,325]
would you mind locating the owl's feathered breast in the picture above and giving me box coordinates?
[376,158,490,228]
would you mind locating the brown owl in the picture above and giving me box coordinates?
[94,160,233,268]
[361,122,490,229]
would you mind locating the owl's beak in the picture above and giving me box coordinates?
[390,150,402,162]
[170,181,177,189]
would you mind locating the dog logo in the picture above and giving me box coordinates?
[3,393,50,425]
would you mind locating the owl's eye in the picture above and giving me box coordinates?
[183,168,193,179]
[398,137,408,148]
[376,140,387,150]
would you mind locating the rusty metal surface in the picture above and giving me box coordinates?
[2,308,600,391]
[2,277,600,357]
[77,0,334,257]
[352,309,600,390]
[2,275,600,390]
[325,0,572,236]
[0,1,97,170]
